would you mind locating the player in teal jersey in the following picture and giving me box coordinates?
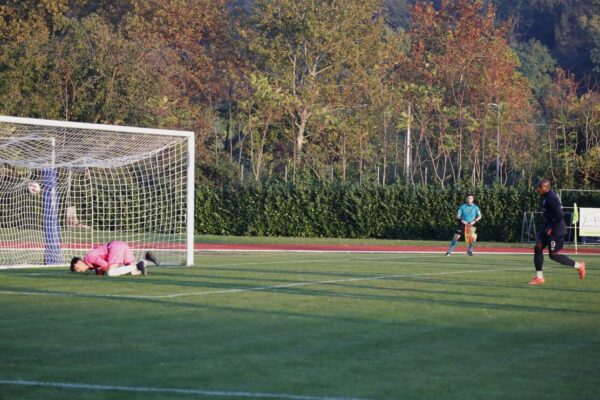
[446,193,482,256]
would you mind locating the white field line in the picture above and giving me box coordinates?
[0,264,67,270]
[0,379,368,400]
[198,249,536,255]
[0,258,356,272]
[0,267,525,300]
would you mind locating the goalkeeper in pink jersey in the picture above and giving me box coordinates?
[70,240,159,276]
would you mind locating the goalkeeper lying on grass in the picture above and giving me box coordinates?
[70,240,159,276]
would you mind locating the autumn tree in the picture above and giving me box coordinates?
[0,1,62,117]
[125,0,243,178]
[0,2,169,125]
[401,0,534,186]
[2,0,599,190]
[246,0,394,182]
[237,73,286,181]
[541,68,600,187]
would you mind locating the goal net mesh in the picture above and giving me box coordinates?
[0,118,192,266]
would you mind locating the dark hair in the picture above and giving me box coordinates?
[70,257,82,272]
[537,178,551,188]
[466,193,474,198]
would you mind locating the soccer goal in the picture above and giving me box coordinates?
[0,116,195,267]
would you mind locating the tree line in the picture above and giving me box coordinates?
[1,0,599,189]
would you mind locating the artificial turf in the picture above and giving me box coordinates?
[1,251,598,399]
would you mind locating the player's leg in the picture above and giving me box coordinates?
[548,235,586,280]
[106,265,141,276]
[446,222,462,255]
[145,251,160,266]
[107,241,137,270]
[529,232,547,285]
[136,260,148,276]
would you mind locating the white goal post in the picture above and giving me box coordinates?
[0,116,195,267]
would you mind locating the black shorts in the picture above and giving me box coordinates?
[454,221,464,235]
[536,231,564,252]
[454,220,468,236]
[454,220,478,237]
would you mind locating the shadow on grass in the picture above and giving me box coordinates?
[2,274,598,319]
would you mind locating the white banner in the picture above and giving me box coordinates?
[580,208,600,237]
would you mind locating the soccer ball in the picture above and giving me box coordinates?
[27,181,41,195]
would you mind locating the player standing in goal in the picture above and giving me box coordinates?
[529,179,586,285]
[445,193,482,256]
[70,241,159,276]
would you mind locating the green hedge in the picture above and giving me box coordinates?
[195,182,579,242]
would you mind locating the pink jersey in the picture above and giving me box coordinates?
[83,241,136,275]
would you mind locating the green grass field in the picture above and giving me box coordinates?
[1,251,599,399]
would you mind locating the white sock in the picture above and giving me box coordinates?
[574,262,581,269]
[106,265,138,277]
[536,271,544,279]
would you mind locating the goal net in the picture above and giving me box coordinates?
[0,116,195,267]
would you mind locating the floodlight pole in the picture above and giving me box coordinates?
[405,102,412,183]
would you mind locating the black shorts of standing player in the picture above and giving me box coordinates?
[535,230,565,253]
[454,219,467,236]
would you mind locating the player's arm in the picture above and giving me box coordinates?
[93,257,109,269]
[85,257,109,275]
[83,251,104,271]
[471,207,482,225]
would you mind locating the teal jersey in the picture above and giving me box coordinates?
[457,203,481,223]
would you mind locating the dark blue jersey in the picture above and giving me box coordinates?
[540,190,566,236]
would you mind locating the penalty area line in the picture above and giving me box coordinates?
[198,249,536,255]
[0,379,369,400]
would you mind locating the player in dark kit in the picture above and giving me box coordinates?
[529,179,586,285]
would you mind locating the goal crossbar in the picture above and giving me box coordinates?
[0,116,193,137]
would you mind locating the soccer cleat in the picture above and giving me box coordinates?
[136,260,147,276]
[578,261,586,280]
[528,276,545,285]
[145,251,160,266]
[445,252,452,256]
[467,251,473,256]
